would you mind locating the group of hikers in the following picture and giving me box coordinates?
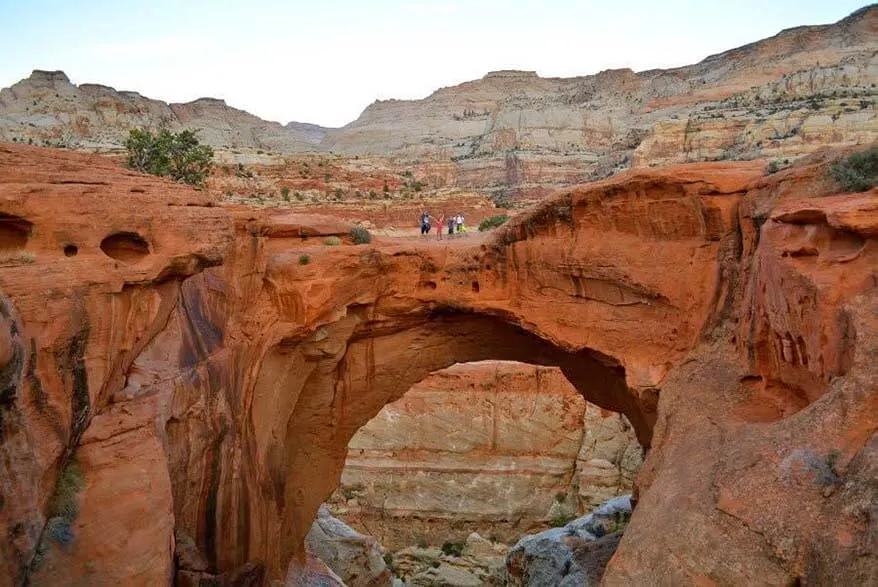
[419,210,466,239]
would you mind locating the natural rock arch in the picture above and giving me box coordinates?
[253,309,642,575]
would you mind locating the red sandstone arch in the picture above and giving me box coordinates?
[7,145,874,586]
[267,312,640,576]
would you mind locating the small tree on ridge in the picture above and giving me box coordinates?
[125,128,214,187]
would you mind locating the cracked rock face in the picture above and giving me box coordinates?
[0,143,875,585]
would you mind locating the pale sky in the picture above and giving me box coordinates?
[0,1,869,127]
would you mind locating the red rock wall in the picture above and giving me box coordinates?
[0,144,874,585]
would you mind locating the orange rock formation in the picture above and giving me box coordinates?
[0,143,875,585]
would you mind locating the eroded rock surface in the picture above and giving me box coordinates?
[0,143,874,586]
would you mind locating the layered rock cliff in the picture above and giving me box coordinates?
[2,7,876,201]
[0,142,875,586]
[0,70,325,152]
[331,361,640,548]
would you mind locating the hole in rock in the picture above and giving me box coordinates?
[63,244,78,257]
[100,232,150,263]
[471,281,480,293]
[326,359,645,584]
[0,213,33,250]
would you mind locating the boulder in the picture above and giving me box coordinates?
[306,505,391,587]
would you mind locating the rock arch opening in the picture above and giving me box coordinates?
[319,360,643,584]
[235,307,654,582]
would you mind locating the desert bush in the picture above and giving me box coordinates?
[829,147,878,192]
[0,251,35,265]
[298,254,310,265]
[549,512,577,528]
[479,214,509,231]
[324,236,341,246]
[350,226,372,245]
[125,128,213,187]
[441,541,464,557]
[610,510,632,534]
[281,186,291,201]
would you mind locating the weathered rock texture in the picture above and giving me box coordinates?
[0,142,875,586]
[331,361,639,548]
[2,8,876,202]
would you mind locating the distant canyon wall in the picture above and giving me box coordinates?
[1,8,876,200]
[331,361,641,548]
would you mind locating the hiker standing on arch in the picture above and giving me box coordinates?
[420,210,431,237]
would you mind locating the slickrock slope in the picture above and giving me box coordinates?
[0,70,325,151]
[0,143,875,585]
[332,361,640,548]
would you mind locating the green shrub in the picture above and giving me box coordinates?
[382,552,394,569]
[298,254,310,265]
[441,542,464,557]
[609,510,632,534]
[324,236,341,246]
[281,186,291,201]
[829,147,878,192]
[766,160,781,175]
[350,226,372,245]
[549,512,577,528]
[125,128,213,187]
[478,214,509,231]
